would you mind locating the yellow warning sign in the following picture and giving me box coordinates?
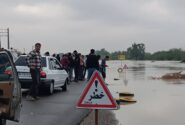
[118,54,125,60]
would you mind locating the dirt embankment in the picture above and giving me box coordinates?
[151,71,185,80]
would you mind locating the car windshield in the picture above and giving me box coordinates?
[15,56,46,67]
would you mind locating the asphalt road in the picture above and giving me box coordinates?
[7,81,90,125]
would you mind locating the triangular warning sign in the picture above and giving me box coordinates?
[77,71,117,109]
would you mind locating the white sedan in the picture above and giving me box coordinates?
[15,55,69,94]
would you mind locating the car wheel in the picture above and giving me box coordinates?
[61,79,67,91]
[48,82,54,95]
[0,119,6,125]
[67,77,70,85]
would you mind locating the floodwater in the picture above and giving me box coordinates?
[106,60,185,125]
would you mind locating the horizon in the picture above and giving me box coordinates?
[7,45,185,55]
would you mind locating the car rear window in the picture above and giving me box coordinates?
[15,56,46,67]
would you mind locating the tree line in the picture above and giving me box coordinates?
[95,43,185,61]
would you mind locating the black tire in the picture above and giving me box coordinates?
[61,79,67,91]
[47,82,54,95]
[0,119,6,125]
[67,78,70,85]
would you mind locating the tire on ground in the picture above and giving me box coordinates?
[0,119,6,125]
[47,82,54,95]
[61,79,68,91]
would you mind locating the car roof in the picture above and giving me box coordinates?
[19,54,47,57]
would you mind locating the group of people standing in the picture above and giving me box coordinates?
[26,42,109,101]
[59,50,86,82]
[53,49,109,82]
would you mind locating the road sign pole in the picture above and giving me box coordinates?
[95,109,98,125]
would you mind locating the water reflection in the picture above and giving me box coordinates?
[118,72,128,86]
[106,60,185,125]
[130,61,146,80]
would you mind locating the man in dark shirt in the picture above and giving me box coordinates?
[73,50,80,82]
[86,49,99,80]
[67,52,74,82]
[101,56,109,80]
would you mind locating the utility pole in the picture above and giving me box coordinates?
[7,28,10,49]
[0,28,10,49]
[0,36,1,48]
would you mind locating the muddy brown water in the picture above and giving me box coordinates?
[106,60,185,125]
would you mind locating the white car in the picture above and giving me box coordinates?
[15,55,69,94]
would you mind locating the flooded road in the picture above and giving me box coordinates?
[106,60,185,125]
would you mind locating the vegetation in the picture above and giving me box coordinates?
[96,48,110,58]
[95,48,126,60]
[126,43,145,60]
[146,48,185,61]
[95,43,185,61]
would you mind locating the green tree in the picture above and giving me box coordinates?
[95,48,110,58]
[150,48,185,61]
[94,46,185,61]
[127,43,145,60]
[144,52,152,60]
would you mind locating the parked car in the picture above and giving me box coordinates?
[0,49,22,125]
[15,55,69,94]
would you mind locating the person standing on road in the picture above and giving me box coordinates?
[60,54,70,72]
[79,53,85,80]
[86,49,99,80]
[101,56,109,80]
[73,50,80,82]
[68,52,74,82]
[26,43,42,101]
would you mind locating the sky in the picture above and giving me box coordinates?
[0,0,185,55]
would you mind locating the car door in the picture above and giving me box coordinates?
[50,58,67,86]
[48,58,61,85]
[54,59,65,84]
[0,50,21,123]
[53,58,66,85]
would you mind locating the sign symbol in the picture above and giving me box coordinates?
[95,80,98,92]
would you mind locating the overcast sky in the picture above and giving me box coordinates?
[1,0,185,54]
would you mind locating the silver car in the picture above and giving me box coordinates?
[15,55,69,94]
